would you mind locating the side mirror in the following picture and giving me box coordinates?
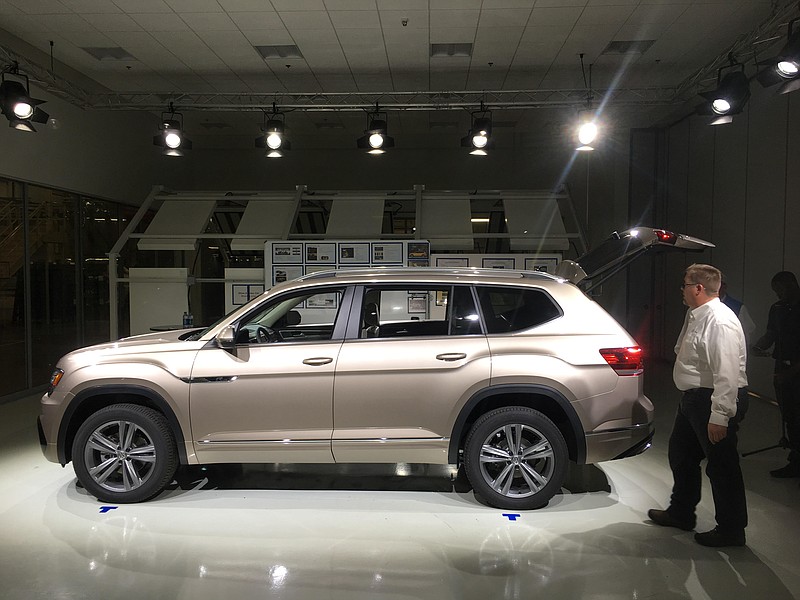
[217,325,237,350]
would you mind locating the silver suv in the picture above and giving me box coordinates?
[39,228,711,510]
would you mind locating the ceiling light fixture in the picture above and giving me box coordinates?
[0,62,50,132]
[697,55,751,125]
[575,54,599,151]
[255,103,291,158]
[153,102,192,156]
[357,104,394,154]
[756,17,800,95]
[461,102,494,156]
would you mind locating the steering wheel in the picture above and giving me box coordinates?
[254,326,281,344]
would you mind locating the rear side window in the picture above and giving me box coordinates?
[477,286,561,333]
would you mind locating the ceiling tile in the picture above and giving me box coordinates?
[478,9,532,28]
[130,12,191,31]
[528,6,583,27]
[586,0,638,5]
[216,0,273,10]
[81,13,142,31]
[430,0,481,8]
[240,29,294,45]
[0,14,52,32]
[181,12,238,31]
[64,0,122,13]
[291,26,340,45]
[315,73,357,91]
[532,0,586,6]
[0,1,22,14]
[301,41,349,68]
[164,0,223,11]
[472,27,524,65]
[430,9,479,29]
[376,0,428,8]
[323,0,376,9]
[7,0,69,14]
[111,0,172,13]
[329,9,380,29]
[430,27,478,44]
[59,29,115,46]
[280,10,334,30]
[379,10,429,31]
[626,3,688,25]
[36,12,96,31]
[480,0,535,7]
[577,5,635,26]
[272,0,325,10]
[227,11,283,30]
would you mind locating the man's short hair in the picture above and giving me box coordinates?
[771,271,798,286]
[686,264,721,295]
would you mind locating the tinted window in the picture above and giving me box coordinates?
[477,286,561,333]
[238,288,344,344]
[359,285,480,338]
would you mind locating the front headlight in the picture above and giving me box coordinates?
[48,368,64,396]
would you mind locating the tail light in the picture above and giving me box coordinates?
[600,346,643,376]
[654,229,677,244]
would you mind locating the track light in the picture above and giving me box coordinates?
[0,64,49,132]
[255,104,291,158]
[756,17,800,95]
[357,105,394,154]
[461,105,493,156]
[153,103,191,156]
[697,58,750,125]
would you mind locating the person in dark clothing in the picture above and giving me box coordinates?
[752,271,800,478]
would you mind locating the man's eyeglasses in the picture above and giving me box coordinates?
[680,281,700,289]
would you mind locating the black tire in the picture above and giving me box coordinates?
[72,404,178,503]
[464,407,568,510]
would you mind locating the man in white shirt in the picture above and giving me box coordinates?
[648,264,749,547]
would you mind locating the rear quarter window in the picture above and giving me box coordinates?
[477,286,562,333]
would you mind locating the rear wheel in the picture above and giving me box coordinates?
[72,404,178,503]
[464,407,568,510]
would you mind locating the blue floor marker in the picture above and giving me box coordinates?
[99,506,118,513]
[502,513,521,521]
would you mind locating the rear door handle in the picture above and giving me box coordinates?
[303,357,333,366]
[436,353,467,362]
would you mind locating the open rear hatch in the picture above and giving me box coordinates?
[555,228,714,291]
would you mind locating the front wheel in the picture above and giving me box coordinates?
[464,407,568,510]
[72,404,178,503]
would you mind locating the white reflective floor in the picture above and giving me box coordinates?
[2,370,799,600]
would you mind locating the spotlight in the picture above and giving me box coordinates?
[576,120,598,151]
[357,106,394,154]
[697,60,750,125]
[153,103,191,156]
[756,17,800,95]
[0,66,50,133]
[460,106,493,155]
[255,105,291,158]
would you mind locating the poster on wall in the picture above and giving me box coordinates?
[338,242,370,264]
[273,265,304,286]
[372,242,404,264]
[525,257,559,273]
[232,283,265,306]
[482,257,516,269]
[305,243,336,264]
[406,242,431,267]
[436,257,470,267]
[272,243,303,264]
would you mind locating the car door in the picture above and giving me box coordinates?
[332,284,491,464]
[189,286,349,463]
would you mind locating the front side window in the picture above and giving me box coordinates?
[237,287,344,344]
[477,286,561,333]
[359,285,481,339]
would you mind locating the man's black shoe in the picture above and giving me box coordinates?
[769,463,800,478]
[647,509,695,531]
[694,527,746,548]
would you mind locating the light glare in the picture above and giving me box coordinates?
[13,101,33,119]
[711,98,731,114]
[368,133,384,148]
[266,133,282,149]
[777,60,799,78]
[578,122,597,145]
[164,132,182,148]
[472,133,488,148]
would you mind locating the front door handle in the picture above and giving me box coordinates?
[436,353,467,362]
[303,357,333,366]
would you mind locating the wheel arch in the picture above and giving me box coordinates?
[449,384,586,465]
[57,385,188,466]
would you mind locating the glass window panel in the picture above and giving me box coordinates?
[0,178,27,396]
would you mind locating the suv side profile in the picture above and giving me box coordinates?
[38,228,711,510]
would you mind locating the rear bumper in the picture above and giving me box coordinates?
[584,421,655,463]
